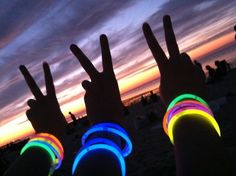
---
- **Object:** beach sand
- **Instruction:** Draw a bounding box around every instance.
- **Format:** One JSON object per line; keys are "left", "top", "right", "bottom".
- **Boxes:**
{"left": 2, "top": 69, "right": 236, "bottom": 176}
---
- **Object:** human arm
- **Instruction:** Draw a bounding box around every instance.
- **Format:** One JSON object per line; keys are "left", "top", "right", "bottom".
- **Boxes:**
{"left": 4, "top": 63, "right": 67, "bottom": 176}
{"left": 3, "top": 147, "right": 51, "bottom": 176}
{"left": 143, "top": 15, "right": 233, "bottom": 176}
{"left": 70, "top": 35, "right": 124, "bottom": 125}
{"left": 70, "top": 35, "right": 128, "bottom": 176}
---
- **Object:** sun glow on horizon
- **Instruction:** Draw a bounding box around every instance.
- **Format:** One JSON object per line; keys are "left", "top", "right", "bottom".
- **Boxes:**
{"left": 0, "top": 29, "right": 235, "bottom": 147}
{"left": 188, "top": 32, "right": 235, "bottom": 59}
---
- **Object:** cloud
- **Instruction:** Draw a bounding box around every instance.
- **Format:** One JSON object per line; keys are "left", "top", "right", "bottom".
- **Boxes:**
{"left": 144, "top": 0, "right": 236, "bottom": 53}
{"left": 1, "top": 0, "right": 236, "bottom": 132}
{"left": 0, "top": 0, "right": 138, "bottom": 122}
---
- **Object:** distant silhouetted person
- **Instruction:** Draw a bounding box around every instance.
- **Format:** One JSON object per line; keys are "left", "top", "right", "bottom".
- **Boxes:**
{"left": 194, "top": 60, "right": 206, "bottom": 80}
{"left": 215, "top": 60, "right": 227, "bottom": 77}
{"left": 206, "top": 65, "right": 216, "bottom": 83}
{"left": 69, "top": 111, "right": 77, "bottom": 125}
{"left": 226, "top": 60, "right": 231, "bottom": 71}
{"left": 222, "top": 59, "right": 231, "bottom": 72}
{"left": 150, "top": 91, "right": 158, "bottom": 103}
{"left": 141, "top": 95, "right": 147, "bottom": 106}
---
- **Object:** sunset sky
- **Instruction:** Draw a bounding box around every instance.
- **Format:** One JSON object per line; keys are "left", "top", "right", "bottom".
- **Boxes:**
{"left": 0, "top": 0, "right": 236, "bottom": 146}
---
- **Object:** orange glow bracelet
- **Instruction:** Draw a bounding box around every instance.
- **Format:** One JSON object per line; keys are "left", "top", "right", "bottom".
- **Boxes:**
{"left": 164, "top": 94, "right": 221, "bottom": 145}
{"left": 20, "top": 133, "right": 64, "bottom": 175}
{"left": 168, "top": 109, "right": 221, "bottom": 144}
{"left": 163, "top": 100, "right": 213, "bottom": 135}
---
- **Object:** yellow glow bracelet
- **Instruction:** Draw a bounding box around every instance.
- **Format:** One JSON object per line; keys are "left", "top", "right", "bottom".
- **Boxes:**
{"left": 168, "top": 109, "right": 221, "bottom": 144}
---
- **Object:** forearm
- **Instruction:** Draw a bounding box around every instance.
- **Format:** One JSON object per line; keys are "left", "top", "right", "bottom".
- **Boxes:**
{"left": 4, "top": 147, "right": 51, "bottom": 176}
{"left": 4, "top": 133, "right": 64, "bottom": 176}
{"left": 173, "top": 116, "right": 234, "bottom": 176}
{"left": 162, "top": 94, "right": 234, "bottom": 176}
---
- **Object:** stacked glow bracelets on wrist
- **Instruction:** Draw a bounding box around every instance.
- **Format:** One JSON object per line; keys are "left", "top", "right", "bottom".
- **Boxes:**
{"left": 163, "top": 94, "right": 221, "bottom": 144}
{"left": 72, "top": 122, "right": 133, "bottom": 176}
{"left": 20, "top": 133, "right": 64, "bottom": 176}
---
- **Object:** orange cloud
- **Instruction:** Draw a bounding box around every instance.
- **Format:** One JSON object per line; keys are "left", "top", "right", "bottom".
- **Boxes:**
{"left": 188, "top": 32, "right": 235, "bottom": 59}
{"left": 1, "top": 31, "right": 234, "bottom": 147}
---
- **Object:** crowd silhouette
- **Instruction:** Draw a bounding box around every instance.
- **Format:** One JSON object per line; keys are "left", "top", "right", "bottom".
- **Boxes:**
{"left": 2, "top": 15, "right": 235, "bottom": 176}
{"left": 205, "top": 60, "right": 231, "bottom": 83}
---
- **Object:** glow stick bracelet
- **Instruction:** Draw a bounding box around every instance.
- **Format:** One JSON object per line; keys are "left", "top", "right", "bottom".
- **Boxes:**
{"left": 29, "top": 140, "right": 62, "bottom": 169}
{"left": 82, "top": 123, "right": 132, "bottom": 157}
{"left": 34, "top": 133, "right": 64, "bottom": 153}
{"left": 20, "top": 141, "right": 56, "bottom": 166}
{"left": 168, "top": 109, "right": 221, "bottom": 144}
{"left": 163, "top": 100, "right": 212, "bottom": 135}
{"left": 72, "top": 138, "right": 126, "bottom": 176}
{"left": 167, "top": 101, "right": 213, "bottom": 123}
{"left": 167, "top": 94, "right": 209, "bottom": 111}
{"left": 30, "top": 137, "right": 64, "bottom": 161}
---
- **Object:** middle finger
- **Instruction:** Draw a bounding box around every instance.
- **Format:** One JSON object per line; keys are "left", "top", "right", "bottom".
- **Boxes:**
{"left": 163, "top": 15, "right": 180, "bottom": 59}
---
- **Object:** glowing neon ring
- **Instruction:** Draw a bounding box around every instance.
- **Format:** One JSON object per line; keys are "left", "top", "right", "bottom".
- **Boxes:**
{"left": 30, "top": 137, "right": 64, "bottom": 161}
{"left": 35, "top": 133, "right": 64, "bottom": 153}
{"left": 29, "top": 140, "right": 62, "bottom": 169}
{"left": 163, "top": 100, "right": 212, "bottom": 135}
{"left": 82, "top": 123, "right": 132, "bottom": 157}
{"left": 167, "top": 94, "right": 209, "bottom": 111}
{"left": 163, "top": 110, "right": 170, "bottom": 135}
{"left": 30, "top": 133, "right": 64, "bottom": 160}
{"left": 167, "top": 101, "right": 213, "bottom": 123}
{"left": 165, "top": 105, "right": 212, "bottom": 135}
{"left": 21, "top": 141, "right": 56, "bottom": 167}
{"left": 168, "top": 109, "right": 221, "bottom": 144}
{"left": 72, "top": 138, "right": 125, "bottom": 176}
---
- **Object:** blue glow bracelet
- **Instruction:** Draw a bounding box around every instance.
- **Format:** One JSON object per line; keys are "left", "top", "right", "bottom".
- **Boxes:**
{"left": 72, "top": 138, "right": 126, "bottom": 176}
{"left": 82, "top": 123, "right": 132, "bottom": 157}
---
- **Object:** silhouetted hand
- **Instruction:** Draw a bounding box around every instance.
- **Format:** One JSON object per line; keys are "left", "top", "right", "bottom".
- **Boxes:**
{"left": 143, "top": 15, "right": 206, "bottom": 105}
{"left": 19, "top": 63, "right": 67, "bottom": 140}
{"left": 70, "top": 35, "right": 124, "bottom": 125}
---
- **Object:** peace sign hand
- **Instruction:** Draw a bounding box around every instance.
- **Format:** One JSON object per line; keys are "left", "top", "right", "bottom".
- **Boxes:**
{"left": 143, "top": 15, "right": 206, "bottom": 106}
{"left": 19, "top": 63, "right": 67, "bottom": 140}
{"left": 70, "top": 35, "right": 124, "bottom": 125}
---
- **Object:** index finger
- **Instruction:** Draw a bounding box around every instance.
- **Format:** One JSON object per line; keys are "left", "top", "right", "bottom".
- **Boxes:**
{"left": 100, "top": 34, "right": 114, "bottom": 73}
{"left": 163, "top": 15, "right": 180, "bottom": 59}
{"left": 43, "top": 62, "right": 56, "bottom": 96}
{"left": 70, "top": 44, "right": 98, "bottom": 80}
{"left": 143, "top": 23, "right": 168, "bottom": 74}
{"left": 19, "top": 65, "right": 43, "bottom": 99}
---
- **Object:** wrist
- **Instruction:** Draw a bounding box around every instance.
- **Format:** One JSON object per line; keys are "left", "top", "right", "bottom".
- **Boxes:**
{"left": 20, "top": 133, "right": 64, "bottom": 175}
{"left": 163, "top": 93, "right": 221, "bottom": 144}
